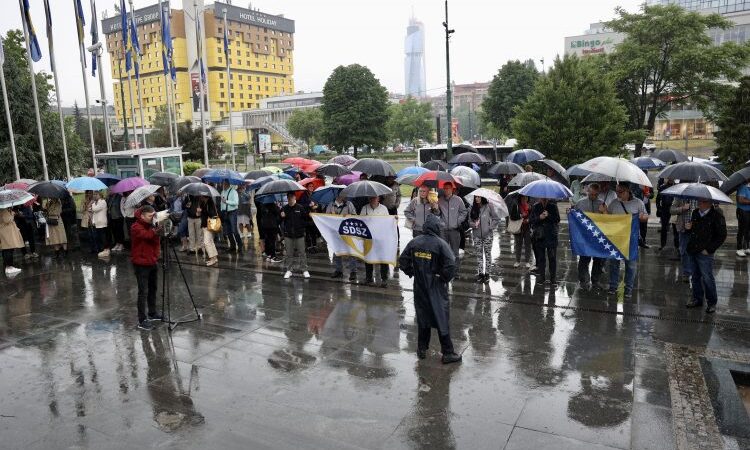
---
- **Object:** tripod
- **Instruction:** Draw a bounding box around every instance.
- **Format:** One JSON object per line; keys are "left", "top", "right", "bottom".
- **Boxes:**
{"left": 159, "top": 222, "right": 202, "bottom": 331}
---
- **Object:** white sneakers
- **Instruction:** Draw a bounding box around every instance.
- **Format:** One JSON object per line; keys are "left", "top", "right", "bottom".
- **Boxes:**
{"left": 303, "top": 271, "right": 310, "bottom": 279}
{"left": 97, "top": 249, "right": 110, "bottom": 258}
{"left": 111, "top": 244, "right": 124, "bottom": 252}
{"left": 737, "top": 249, "right": 747, "bottom": 257}
{"left": 284, "top": 271, "right": 292, "bottom": 279}
{"left": 513, "top": 262, "right": 520, "bottom": 268}
{"left": 5, "top": 266, "right": 21, "bottom": 276}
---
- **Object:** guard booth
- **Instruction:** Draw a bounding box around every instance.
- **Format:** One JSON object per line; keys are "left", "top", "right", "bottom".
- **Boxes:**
{"left": 94, "top": 147, "right": 184, "bottom": 179}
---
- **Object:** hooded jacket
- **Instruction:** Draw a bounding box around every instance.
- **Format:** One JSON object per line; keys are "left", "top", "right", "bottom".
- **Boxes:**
{"left": 398, "top": 215, "right": 456, "bottom": 335}
{"left": 404, "top": 197, "right": 441, "bottom": 232}
{"left": 437, "top": 194, "right": 468, "bottom": 230}
{"left": 130, "top": 208, "right": 160, "bottom": 266}
{"left": 470, "top": 203, "right": 501, "bottom": 238}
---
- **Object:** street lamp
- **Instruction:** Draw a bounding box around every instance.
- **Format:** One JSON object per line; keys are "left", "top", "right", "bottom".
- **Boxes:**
{"left": 443, "top": 0, "right": 455, "bottom": 159}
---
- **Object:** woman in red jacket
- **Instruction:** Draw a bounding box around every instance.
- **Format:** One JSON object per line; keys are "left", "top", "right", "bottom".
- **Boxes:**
{"left": 130, "top": 205, "right": 163, "bottom": 330}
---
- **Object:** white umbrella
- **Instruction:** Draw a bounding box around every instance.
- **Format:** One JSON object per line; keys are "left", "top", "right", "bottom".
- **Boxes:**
{"left": 464, "top": 188, "right": 509, "bottom": 218}
{"left": 661, "top": 183, "right": 733, "bottom": 204}
{"left": 577, "top": 157, "right": 652, "bottom": 187}
{"left": 123, "top": 185, "right": 162, "bottom": 209}
{"left": 450, "top": 166, "right": 481, "bottom": 187}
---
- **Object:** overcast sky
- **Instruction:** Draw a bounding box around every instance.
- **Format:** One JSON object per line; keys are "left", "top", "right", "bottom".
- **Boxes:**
{"left": 0, "top": 0, "right": 643, "bottom": 107}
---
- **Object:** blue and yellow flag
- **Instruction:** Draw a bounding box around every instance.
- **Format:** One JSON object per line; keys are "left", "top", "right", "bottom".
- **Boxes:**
{"left": 90, "top": 1, "right": 99, "bottom": 76}
{"left": 43, "top": 0, "right": 54, "bottom": 72}
{"left": 21, "top": 0, "right": 42, "bottom": 62}
{"left": 129, "top": 18, "right": 140, "bottom": 78}
{"left": 161, "top": 8, "right": 173, "bottom": 77}
{"left": 568, "top": 210, "right": 640, "bottom": 261}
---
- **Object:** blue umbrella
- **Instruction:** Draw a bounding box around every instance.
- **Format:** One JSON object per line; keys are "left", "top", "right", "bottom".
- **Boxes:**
{"left": 396, "top": 166, "right": 429, "bottom": 178}
{"left": 631, "top": 156, "right": 666, "bottom": 171}
{"left": 311, "top": 185, "right": 345, "bottom": 205}
{"left": 95, "top": 172, "right": 121, "bottom": 187}
{"left": 565, "top": 164, "right": 591, "bottom": 178}
{"left": 256, "top": 193, "right": 287, "bottom": 204}
{"left": 505, "top": 148, "right": 545, "bottom": 165}
{"left": 66, "top": 177, "right": 108, "bottom": 192}
{"left": 202, "top": 168, "right": 244, "bottom": 185}
{"left": 518, "top": 179, "right": 573, "bottom": 200}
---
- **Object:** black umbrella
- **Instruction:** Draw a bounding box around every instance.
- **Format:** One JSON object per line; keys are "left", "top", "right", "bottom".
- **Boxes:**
{"left": 255, "top": 179, "right": 305, "bottom": 196}
{"left": 27, "top": 181, "right": 70, "bottom": 198}
{"left": 170, "top": 176, "right": 201, "bottom": 192}
{"left": 538, "top": 159, "right": 570, "bottom": 186}
{"left": 508, "top": 172, "right": 548, "bottom": 187}
{"left": 721, "top": 166, "right": 750, "bottom": 195}
{"left": 422, "top": 160, "right": 450, "bottom": 171}
{"left": 449, "top": 152, "right": 488, "bottom": 164}
{"left": 350, "top": 158, "right": 395, "bottom": 177}
{"left": 657, "top": 161, "right": 727, "bottom": 182}
{"left": 244, "top": 170, "right": 273, "bottom": 180}
{"left": 652, "top": 149, "right": 688, "bottom": 163}
{"left": 192, "top": 168, "right": 211, "bottom": 178}
{"left": 177, "top": 182, "right": 221, "bottom": 198}
{"left": 148, "top": 171, "right": 178, "bottom": 187}
{"left": 316, "top": 163, "right": 352, "bottom": 178}
{"left": 340, "top": 180, "right": 392, "bottom": 198}
{"left": 488, "top": 161, "right": 524, "bottom": 176}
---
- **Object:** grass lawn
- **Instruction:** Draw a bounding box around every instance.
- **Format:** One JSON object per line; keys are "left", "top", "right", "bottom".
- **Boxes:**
{"left": 652, "top": 139, "right": 717, "bottom": 159}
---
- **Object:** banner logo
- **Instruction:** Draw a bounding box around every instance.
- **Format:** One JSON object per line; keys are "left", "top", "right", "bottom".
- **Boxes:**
{"left": 338, "top": 218, "right": 373, "bottom": 257}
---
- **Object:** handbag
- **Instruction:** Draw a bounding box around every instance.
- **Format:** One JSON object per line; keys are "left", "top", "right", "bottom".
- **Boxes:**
{"left": 506, "top": 218, "right": 522, "bottom": 235}
{"left": 207, "top": 216, "right": 222, "bottom": 233}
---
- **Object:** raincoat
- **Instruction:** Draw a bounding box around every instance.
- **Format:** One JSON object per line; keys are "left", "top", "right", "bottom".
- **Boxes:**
{"left": 398, "top": 215, "right": 456, "bottom": 335}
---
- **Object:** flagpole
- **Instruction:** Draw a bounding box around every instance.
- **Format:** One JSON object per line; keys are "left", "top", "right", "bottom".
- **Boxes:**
{"left": 158, "top": 1, "right": 174, "bottom": 148}
{"left": 195, "top": 0, "right": 209, "bottom": 167}
{"left": 222, "top": 9, "right": 236, "bottom": 170}
{"left": 171, "top": 77, "right": 179, "bottom": 146}
{"left": 0, "top": 48, "right": 19, "bottom": 180}
{"left": 128, "top": 0, "right": 146, "bottom": 149}
{"left": 94, "top": 47, "right": 113, "bottom": 153}
{"left": 126, "top": 70, "right": 138, "bottom": 148}
{"left": 19, "top": 0, "right": 49, "bottom": 181}
{"left": 73, "top": 0, "right": 97, "bottom": 169}
{"left": 117, "top": 55, "right": 129, "bottom": 150}
{"left": 44, "top": 0, "right": 71, "bottom": 179}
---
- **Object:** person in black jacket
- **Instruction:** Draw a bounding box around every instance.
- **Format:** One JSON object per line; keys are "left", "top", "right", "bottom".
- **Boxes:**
{"left": 259, "top": 202, "right": 282, "bottom": 262}
{"left": 281, "top": 193, "right": 310, "bottom": 279}
{"left": 685, "top": 198, "right": 727, "bottom": 313}
{"left": 398, "top": 215, "right": 461, "bottom": 364}
{"left": 529, "top": 198, "right": 560, "bottom": 285}
{"left": 655, "top": 178, "right": 678, "bottom": 251}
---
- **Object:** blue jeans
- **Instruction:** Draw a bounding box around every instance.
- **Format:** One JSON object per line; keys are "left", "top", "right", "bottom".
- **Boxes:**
{"left": 222, "top": 210, "right": 241, "bottom": 249}
{"left": 609, "top": 258, "right": 637, "bottom": 294}
{"left": 178, "top": 214, "right": 188, "bottom": 238}
{"left": 678, "top": 231, "right": 692, "bottom": 277}
{"left": 687, "top": 252, "right": 717, "bottom": 306}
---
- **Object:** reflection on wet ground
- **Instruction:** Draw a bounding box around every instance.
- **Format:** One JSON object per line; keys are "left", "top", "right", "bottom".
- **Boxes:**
{"left": 1, "top": 217, "right": 750, "bottom": 449}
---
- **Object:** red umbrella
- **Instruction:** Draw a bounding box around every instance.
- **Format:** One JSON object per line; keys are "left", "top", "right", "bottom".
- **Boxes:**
{"left": 283, "top": 157, "right": 310, "bottom": 165}
{"left": 4, "top": 182, "right": 30, "bottom": 190}
{"left": 299, "top": 161, "right": 322, "bottom": 173}
{"left": 300, "top": 177, "right": 325, "bottom": 190}
{"left": 414, "top": 171, "right": 463, "bottom": 189}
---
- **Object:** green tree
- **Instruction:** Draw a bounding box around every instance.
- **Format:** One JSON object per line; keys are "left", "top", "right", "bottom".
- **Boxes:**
{"left": 73, "top": 101, "right": 84, "bottom": 141}
{"left": 511, "top": 55, "right": 627, "bottom": 167}
{"left": 607, "top": 4, "right": 750, "bottom": 155}
{"left": 386, "top": 97, "right": 433, "bottom": 149}
{"left": 287, "top": 107, "right": 324, "bottom": 153}
{"left": 482, "top": 60, "right": 539, "bottom": 136}
{"left": 715, "top": 77, "right": 750, "bottom": 174}
{"left": 148, "top": 105, "right": 173, "bottom": 148}
{"left": 321, "top": 64, "right": 389, "bottom": 156}
{"left": 0, "top": 30, "right": 88, "bottom": 182}
{"left": 177, "top": 121, "right": 224, "bottom": 162}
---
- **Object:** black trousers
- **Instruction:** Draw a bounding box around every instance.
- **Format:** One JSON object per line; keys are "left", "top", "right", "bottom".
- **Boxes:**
{"left": 578, "top": 256, "right": 603, "bottom": 284}
{"left": 110, "top": 217, "right": 125, "bottom": 246}
{"left": 659, "top": 218, "right": 675, "bottom": 248}
{"left": 17, "top": 219, "right": 35, "bottom": 254}
{"left": 305, "top": 223, "right": 318, "bottom": 248}
{"left": 417, "top": 327, "right": 455, "bottom": 354}
{"left": 365, "top": 263, "right": 389, "bottom": 281}
{"left": 263, "top": 228, "right": 277, "bottom": 257}
{"left": 533, "top": 243, "right": 557, "bottom": 282}
{"left": 133, "top": 264, "right": 158, "bottom": 323}
{"left": 2, "top": 249, "right": 14, "bottom": 268}
{"left": 737, "top": 209, "right": 750, "bottom": 250}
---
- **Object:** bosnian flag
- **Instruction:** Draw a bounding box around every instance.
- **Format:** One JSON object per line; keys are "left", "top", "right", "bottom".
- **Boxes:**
{"left": 568, "top": 210, "right": 640, "bottom": 261}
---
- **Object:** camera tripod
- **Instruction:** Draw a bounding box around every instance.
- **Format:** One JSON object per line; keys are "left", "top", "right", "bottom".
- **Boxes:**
{"left": 160, "top": 226, "right": 202, "bottom": 332}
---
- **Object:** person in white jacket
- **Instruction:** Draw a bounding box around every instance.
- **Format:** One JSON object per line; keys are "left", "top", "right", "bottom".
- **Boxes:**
{"left": 361, "top": 196, "right": 391, "bottom": 287}
{"left": 89, "top": 191, "right": 110, "bottom": 258}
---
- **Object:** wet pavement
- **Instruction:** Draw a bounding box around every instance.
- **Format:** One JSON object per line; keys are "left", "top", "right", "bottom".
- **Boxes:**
{"left": 2, "top": 207, "right": 750, "bottom": 449}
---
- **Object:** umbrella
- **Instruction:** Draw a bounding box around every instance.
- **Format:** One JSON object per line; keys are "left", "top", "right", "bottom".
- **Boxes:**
{"left": 0, "top": 189, "right": 34, "bottom": 209}
{"left": 518, "top": 179, "right": 573, "bottom": 200}
{"left": 299, "top": 161, "right": 322, "bottom": 173}
{"left": 14, "top": 178, "right": 37, "bottom": 185}
{"left": 255, "top": 179, "right": 305, "bottom": 196}
{"left": 261, "top": 166, "right": 283, "bottom": 174}
{"left": 656, "top": 161, "right": 727, "bottom": 183}
{"left": 67, "top": 176, "right": 108, "bottom": 192}
{"left": 4, "top": 182, "right": 30, "bottom": 190}
{"left": 245, "top": 169, "right": 273, "bottom": 180}
{"left": 450, "top": 166, "right": 481, "bottom": 187}
{"left": 248, "top": 174, "right": 294, "bottom": 191}
{"left": 123, "top": 184, "right": 162, "bottom": 209}
{"left": 95, "top": 173, "right": 121, "bottom": 187}
{"left": 328, "top": 154, "right": 357, "bottom": 166}
{"left": 576, "top": 157, "right": 653, "bottom": 187}
{"left": 582, "top": 173, "right": 616, "bottom": 183}
{"left": 506, "top": 148, "right": 545, "bottom": 164}
{"left": 350, "top": 158, "right": 395, "bottom": 177}
{"left": 538, "top": 159, "right": 569, "bottom": 184}
{"left": 689, "top": 156, "right": 723, "bottom": 169}
{"left": 487, "top": 161, "right": 524, "bottom": 176}
{"left": 396, "top": 166, "right": 429, "bottom": 178}
{"left": 202, "top": 168, "right": 244, "bottom": 185}
{"left": 335, "top": 171, "right": 364, "bottom": 186}
{"left": 299, "top": 177, "right": 325, "bottom": 190}
{"left": 566, "top": 164, "right": 591, "bottom": 178}
{"left": 192, "top": 168, "right": 211, "bottom": 178}
{"left": 449, "top": 152, "right": 488, "bottom": 164}
{"left": 414, "top": 171, "right": 463, "bottom": 189}
{"left": 631, "top": 156, "right": 666, "bottom": 171}
{"left": 396, "top": 174, "right": 422, "bottom": 186}
{"left": 283, "top": 166, "right": 305, "bottom": 178}
{"left": 662, "top": 183, "right": 733, "bottom": 204}
{"left": 148, "top": 171, "right": 178, "bottom": 187}
{"left": 508, "top": 172, "right": 548, "bottom": 187}
{"left": 110, "top": 177, "right": 149, "bottom": 194}
{"left": 652, "top": 149, "right": 688, "bottom": 163}
{"left": 311, "top": 185, "right": 346, "bottom": 205}
{"left": 422, "top": 160, "right": 450, "bottom": 171}
{"left": 340, "top": 180, "right": 392, "bottom": 198}
{"left": 170, "top": 175, "right": 201, "bottom": 192}
{"left": 178, "top": 182, "right": 221, "bottom": 198}
{"left": 464, "top": 188, "right": 509, "bottom": 218}
{"left": 256, "top": 193, "right": 286, "bottom": 204}
{"left": 27, "top": 181, "right": 69, "bottom": 199}
{"left": 282, "top": 157, "right": 309, "bottom": 165}
{"left": 721, "top": 167, "right": 750, "bottom": 195}
{"left": 316, "top": 163, "right": 352, "bottom": 178}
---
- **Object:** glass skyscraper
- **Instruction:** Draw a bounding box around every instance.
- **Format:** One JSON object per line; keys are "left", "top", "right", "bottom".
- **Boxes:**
{"left": 404, "top": 17, "right": 426, "bottom": 98}
{"left": 647, "top": 0, "right": 750, "bottom": 14}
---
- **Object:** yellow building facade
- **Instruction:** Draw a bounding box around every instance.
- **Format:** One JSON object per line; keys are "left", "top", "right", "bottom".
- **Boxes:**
{"left": 102, "top": 1, "right": 295, "bottom": 146}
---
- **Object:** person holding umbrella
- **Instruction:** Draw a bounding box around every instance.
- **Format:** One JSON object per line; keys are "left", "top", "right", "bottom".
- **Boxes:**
{"left": 469, "top": 194, "right": 501, "bottom": 282}
{"left": 220, "top": 180, "right": 242, "bottom": 253}
{"left": 529, "top": 196, "right": 560, "bottom": 285}
{"left": 404, "top": 185, "right": 441, "bottom": 238}
{"left": 361, "top": 195, "right": 391, "bottom": 287}
{"left": 129, "top": 205, "right": 164, "bottom": 331}
{"left": 326, "top": 192, "right": 358, "bottom": 281}
{"left": 199, "top": 196, "right": 220, "bottom": 267}
{"left": 670, "top": 195, "right": 697, "bottom": 282}
{"left": 281, "top": 192, "right": 310, "bottom": 279}
{"left": 44, "top": 198, "right": 68, "bottom": 258}
{"left": 0, "top": 207, "right": 24, "bottom": 276}
{"left": 88, "top": 191, "right": 109, "bottom": 258}
{"left": 685, "top": 197, "right": 727, "bottom": 313}
{"left": 735, "top": 180, "right": 750, "bottom": 257}
{"left": 605, "top": 183, "right": 649, "bottom": 297}
{"left": 259, "top": 200, "right": 283, "bottom": 263}
{"left": 437, "top": 182, "right": 467, "bottom": 262}
{"left": 107, "top": 192, "right": 125, "bottom": 253}
{"left": 572, "top": 183, "right": 605, "bottom": 289}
